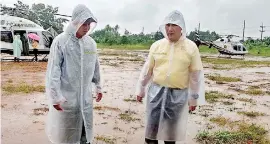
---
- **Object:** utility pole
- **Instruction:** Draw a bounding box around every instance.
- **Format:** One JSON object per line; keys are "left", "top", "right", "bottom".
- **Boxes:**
{"left": 242, "top": 20, "right": 245, "bottom": 41}
{"left": 195, "top": 22, "right": 200, "bottom": 41}
{"left": 260, "top": 23, "right": 265, "bottom": 41}
{"left": 194, "top": 23, "right": 201, "bottom": 47}
{"left": 198, "top": 22, "right": 200, "bottom": 33}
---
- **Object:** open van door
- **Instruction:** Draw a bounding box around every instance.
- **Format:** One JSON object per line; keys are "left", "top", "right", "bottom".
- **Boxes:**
{"left": 42, "top": 31, "right": 54, "bottom": 48}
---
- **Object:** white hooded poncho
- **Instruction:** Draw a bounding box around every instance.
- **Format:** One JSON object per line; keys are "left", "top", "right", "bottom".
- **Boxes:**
{"left": 135, "top": 10, "right": 205, "bottom": 142}
{"left": 45, "top": 4, "right": 101, "bottom": 144}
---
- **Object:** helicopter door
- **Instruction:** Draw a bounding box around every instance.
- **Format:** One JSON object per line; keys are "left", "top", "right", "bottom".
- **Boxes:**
{"left": 233, "top": 45, "right": 238, "bottom": 51}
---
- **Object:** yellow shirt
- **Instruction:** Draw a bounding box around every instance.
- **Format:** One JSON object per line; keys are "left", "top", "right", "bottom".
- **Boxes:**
{"left": 148, "top": 38, "right": 203, "bottom": 89}
{"left": 32, "top": 41, "right": 39, "bottom": 49}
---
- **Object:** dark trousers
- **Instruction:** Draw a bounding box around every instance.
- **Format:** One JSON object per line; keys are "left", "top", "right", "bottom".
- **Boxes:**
{"left": 33, "top": 49, "right": 38, "bottom": 61}
{"left": 80, "top": 123, "right": 90, "bottom": 144}
{"left": 145, "top": 138, "right": 175, "bottom": 144}
{"left": 14, "top": 57, "right": 19, "bottom": 62}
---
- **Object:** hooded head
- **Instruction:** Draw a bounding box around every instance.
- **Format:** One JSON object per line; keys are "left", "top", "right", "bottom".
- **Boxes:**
{"left": 159, "top": 10, "right": 186, "bottom": 43}
{"left": 65, "top": 4, "right": 97, "bottom": 38}
{"left": 14, "top": 34, "right": 20, "bottom": 40}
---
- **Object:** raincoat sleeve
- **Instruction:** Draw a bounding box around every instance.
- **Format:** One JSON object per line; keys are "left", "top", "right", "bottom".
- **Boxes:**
{"left": 45, "top": 38, "right": 66, "bottom": 105}
{"left": 92, "top": 57, "right": 102, "bottom": 93}
{"left": 188, "top": 46, "right": 205, "bottom": 106}
{"left": 19, "top": 40, "right": 23, "bottom": 51}
{"left": 135, "top": 43, "right": 156, "bottom": 97}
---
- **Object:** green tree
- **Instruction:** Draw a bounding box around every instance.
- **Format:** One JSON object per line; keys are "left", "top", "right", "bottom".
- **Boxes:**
{"left": 154, "top": 31, "right": 164, "bottom": 40}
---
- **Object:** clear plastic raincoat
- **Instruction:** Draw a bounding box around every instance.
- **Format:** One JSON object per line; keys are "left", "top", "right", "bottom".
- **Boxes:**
{"left": 136, "top": 10, "right": 205, "bottom": 142}
{"left": 45, "top": 4, "right": 101, "bottom": 144}
{"left": 12, "top": 35, "right": 23, "bottom": 58}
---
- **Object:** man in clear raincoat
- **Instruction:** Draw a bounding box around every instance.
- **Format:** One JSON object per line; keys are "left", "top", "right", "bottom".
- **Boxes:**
{"left": 45, "top": 4, "right": 103, "bottom": 144}
{"left": 136, "top": 10, "right": 205, "bottom": 144}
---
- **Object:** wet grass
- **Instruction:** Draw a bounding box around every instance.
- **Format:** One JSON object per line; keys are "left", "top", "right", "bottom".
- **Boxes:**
{"left": 1, "top": 62, "right": 47, "bottom": 72}
{"left": 245, "top": 86, "right": 265, "bottom": 95}
{"left": 2, "top": 83, "right": 45, "bottom": 94}
{"left": 196, "top": 120, "right": 270, "bottom": 144}
{"left": 207, "top": 74, "right": 241, "bottom": 83}
{"left": 202, "top": 57, "right": 270, "bottom": 69}
{"left": 116, "top": 57, "right": 144, "bottom": 62}
{"left": 205, "top": 91, "right": 234, "bottom": 103}
{"left": 113, "top": 127, "right": 124, "bottom": 132}
{"left": 1, "top": 104, "right": 7, "bottom": 108}
{"left": 212, "top": 66, "right": 230, "bottom": 70}
{"left": 262, "top": 103, "right": 270, "bottom": 107}
{"left": 248, "top": 86, "right": 261, "bottom": 89}
{"left": 210, "top": 116, "right": 231, "bottom": 126}
{"left": 7, "top": 79, "right": 13, "bottom": 83}
{"left": 123, "top": 98, "right": 137, "bottom": 102}
{"left": 209, "top": 116, "right": 240, "bottom": 128}
{"left": 98, "top": 50, "right": 140, "bottom": 57}
{"left": 119, "top": 113, "right": 140, "bottom": 122}
{"left": 245, "top": 89, "right": 264, "bottom": 95}
{"left": 107, "top": 62, "right": 119, "bottom": 67}
{"left": 101, "top": 57, "right": 144, "bottom": 63}
{"left": 101, "top": 122, "right": 108, "bottom": 125}
{"left": 247, "top": 45, "right": 270, "bottom": 57}
{"left": 222, "top": 101, "right": 234, "bottom": 105}
{"left": 97, "top": 43, "right": 150, "bottom": 50}
{"left": 231, "top": 87, "right": 266, "bottom": 96}
{"left": 33, "top": 107, "right": 49, "bottom": 116}
{"left": 94, "top": 106, "right": 121, "bottom": 112}
{"left": 255, "top": 72, "right": 266, "bottom": 74}
{"left": 95, "top": 135, "right": 116, "bottom": 144}
{"left": 199, "top": 46, "right": 219, "bottom": 54}
{"left": 237, "top": 111, "right": 266, "bottom": 118}
{"left": 237, "top": 98, "right": 255, "bottom": 103}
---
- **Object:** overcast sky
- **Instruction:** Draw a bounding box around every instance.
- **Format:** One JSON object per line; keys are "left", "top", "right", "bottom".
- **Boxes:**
{"left": 1, "top": 0, "right": 270, "bottom": 38}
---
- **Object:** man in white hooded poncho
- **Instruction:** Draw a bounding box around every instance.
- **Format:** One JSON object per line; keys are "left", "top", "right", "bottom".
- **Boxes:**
{"left": 12, "top": 34, "right": 23, "bottom": 62}
{"left": 45, "top": 4, "right": 103, "bottom": 144}
{"left": 136, "top": 10, "right": 205, "bottom": 144}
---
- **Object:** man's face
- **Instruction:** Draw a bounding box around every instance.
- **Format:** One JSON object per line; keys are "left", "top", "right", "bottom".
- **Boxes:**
{"left": 165, "top": 23, "right": 182, "bottom": 42}
{"left": 76, "top": 19, "right": 92, "bottom": 37}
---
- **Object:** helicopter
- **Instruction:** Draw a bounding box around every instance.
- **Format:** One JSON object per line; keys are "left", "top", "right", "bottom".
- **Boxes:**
{"left": 0, "top": 15, "right": 54, "bottom": 56}
{"left": 0, "top": 7, "right": 71, "bottom": 61}
{"left": 194, "top": 32, "right": 248, "bottom": 58}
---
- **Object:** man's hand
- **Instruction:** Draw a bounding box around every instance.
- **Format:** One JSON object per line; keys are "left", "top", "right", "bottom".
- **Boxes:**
{"left": 137, "top": 95, "right": 143, "bottom": 103}
{"left": 53, "top": 104, "right": 63, "bottom": 111}
{"left": 96, "top": 93, "right": 103, "bottom": 102}
{"left": 189, "top": 106, "right": 196, "bottom": 112}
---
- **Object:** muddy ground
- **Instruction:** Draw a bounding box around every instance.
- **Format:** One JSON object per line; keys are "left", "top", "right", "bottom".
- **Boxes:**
{"left": 1, "top": 50, "right": 270, "bottom": 144}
